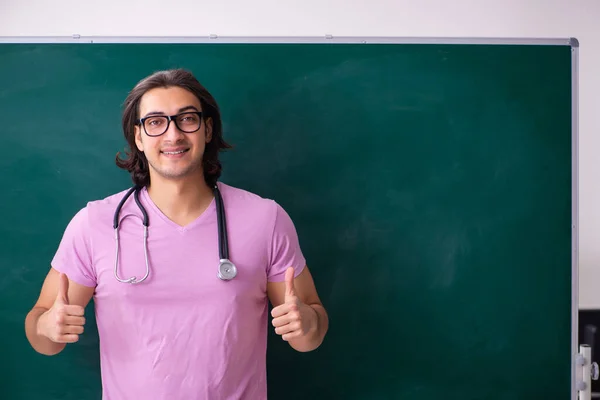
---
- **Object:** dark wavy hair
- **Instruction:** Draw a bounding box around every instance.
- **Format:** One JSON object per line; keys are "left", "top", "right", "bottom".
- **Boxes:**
{"left": 115, "top": 68, "right": 232, "bottom": 188}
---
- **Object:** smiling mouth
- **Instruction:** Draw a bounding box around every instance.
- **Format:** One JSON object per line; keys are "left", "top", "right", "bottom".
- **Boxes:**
{"left": 161, "top": 149, "right": 190, "bottom": 155}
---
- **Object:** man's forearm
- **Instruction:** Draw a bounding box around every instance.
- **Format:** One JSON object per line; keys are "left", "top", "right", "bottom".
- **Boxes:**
{"left": 25, "top": 307, "right": 66, "bottom": 356}
{"left": 289, "top": 303, "right": 328, "bottom": 352}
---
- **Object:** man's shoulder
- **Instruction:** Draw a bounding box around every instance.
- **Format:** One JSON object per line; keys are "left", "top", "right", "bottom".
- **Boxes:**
{"left": 87, "top": 187, "right": 134, "bottom": 205}
{"left": 218, "top": 182, "right": 298, "bottom": 229}
{"left": 59, "top": 186, "right": 134, "bottom": 235}
{"left": 219, "top": 182, "right": 276, "bottom": 208}
{"left": 79, "top": 186, "right": 136, "bottom": 218}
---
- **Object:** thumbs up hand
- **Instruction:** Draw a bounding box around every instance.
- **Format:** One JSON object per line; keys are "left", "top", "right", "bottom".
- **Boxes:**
{"left": 271, "top": 267, "right": 318, "bottom": 342}
{"left": 37, "top": 273, "right": 86, "bottom": 343}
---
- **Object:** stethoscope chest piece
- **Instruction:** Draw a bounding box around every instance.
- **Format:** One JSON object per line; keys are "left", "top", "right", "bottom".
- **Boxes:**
{"left": 218, "top": 259, "right": 237, "bottom": 280}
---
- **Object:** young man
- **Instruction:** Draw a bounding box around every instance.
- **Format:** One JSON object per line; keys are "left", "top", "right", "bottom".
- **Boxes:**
{"left": 24, "top": 69, "right": 328, "bottom": 399}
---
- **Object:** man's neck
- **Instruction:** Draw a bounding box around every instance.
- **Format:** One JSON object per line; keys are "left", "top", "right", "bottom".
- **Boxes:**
{"left": 146, "top": 174, "right": 215, "bottom": 227}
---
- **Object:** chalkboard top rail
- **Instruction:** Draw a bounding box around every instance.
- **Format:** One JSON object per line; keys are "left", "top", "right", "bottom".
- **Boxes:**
{"left": 0, "top": 35, "right": 579, "bottom": 47}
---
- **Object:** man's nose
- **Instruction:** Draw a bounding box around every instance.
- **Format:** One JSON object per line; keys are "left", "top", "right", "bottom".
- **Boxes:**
{"left": 164, "top": 118, "right": 185, "bottom": 139}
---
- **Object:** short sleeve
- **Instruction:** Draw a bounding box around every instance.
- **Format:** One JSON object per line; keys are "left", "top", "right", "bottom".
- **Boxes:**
{"left": 267, "top": 202, "right": 306, "bottom": 282}
{"left": 51, "top": 207, "right": 97, "bottom": 287}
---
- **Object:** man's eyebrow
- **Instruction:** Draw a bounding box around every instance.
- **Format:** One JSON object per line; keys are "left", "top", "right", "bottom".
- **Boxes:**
{"left": 142, "top": 105, "right": 201, "bottom": 118}
{"left": 178, "top": 105, "right": 200, "bottom": 113}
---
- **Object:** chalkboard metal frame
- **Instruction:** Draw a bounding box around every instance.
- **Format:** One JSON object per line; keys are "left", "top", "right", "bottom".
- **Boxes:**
{"left": 0, "top": 35, "right": 580, "bottom": 46}
{"left": 571, "top": 38, "right": 581, "bottom": 400}
{"left": 0, "top": 35, "right": 580, "bottom": 398}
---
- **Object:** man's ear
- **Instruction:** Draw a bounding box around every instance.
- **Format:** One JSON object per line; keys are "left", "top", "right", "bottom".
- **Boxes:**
{"left": 205, "top": 117, "right": 213, "bottom": 143}
{"left": 134, "top": 125, "right": 144, "bottom": 152}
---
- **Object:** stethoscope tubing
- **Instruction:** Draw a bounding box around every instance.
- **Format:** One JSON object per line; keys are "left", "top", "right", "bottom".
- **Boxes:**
{"left": 112, "top": 184, "right": 235, "bottom": 284}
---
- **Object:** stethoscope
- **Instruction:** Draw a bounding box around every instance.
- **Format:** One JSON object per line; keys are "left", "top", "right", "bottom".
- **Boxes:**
{"left": 112, "top": 184, "right": 237, "bottom": 284}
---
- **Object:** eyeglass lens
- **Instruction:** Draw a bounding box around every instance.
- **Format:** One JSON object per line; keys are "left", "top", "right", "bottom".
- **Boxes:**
{"left": 144, "top": 112, "right": 201, "bottom": 136}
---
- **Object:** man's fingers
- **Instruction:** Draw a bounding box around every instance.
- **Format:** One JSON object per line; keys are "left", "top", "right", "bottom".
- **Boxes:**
{"left": 271, "top": 303, "right": 290, "bottom": 318}
{"left": 55, "top": 334, "right": 80, "bottom": 344}
{"left": 275, "top": 323, "right": 293, "bottom": 336}
{"left": 63, "top": 305, "right": 85, "bottom": 317}
{"left": 58, "top": 324, "right": 84, "bottom": 335}
{"left": 63, "top": 315, "right": 86, "bottom": 326}
{"left": 282, "top": 331, "right": 302, "bottom": 341}
{"left": 275, "top": 321, "right": 301, "bottom": 336}
{"left": 272, "top": 305, "right": 301, "bottom": 326}
{"left": 272, "top": 314, "right": 293, "bottom": 328}
{"left": 270, "top": 304, "right": 286, "bottom": 318}
{"left": 65, "top": 325, "right": 84, "bottom": 335}
{"left": 270, "top": 301, "right": 298, "bottom": 319}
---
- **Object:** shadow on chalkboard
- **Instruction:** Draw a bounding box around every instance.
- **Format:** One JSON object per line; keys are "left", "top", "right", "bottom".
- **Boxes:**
{"left": 580, "top": 310, "right": 600, "bottom": 395}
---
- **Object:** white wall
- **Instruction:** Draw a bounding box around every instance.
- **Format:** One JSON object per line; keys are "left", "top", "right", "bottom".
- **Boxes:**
{"left": 2, "top": 0, "right": 600, "bottom": 307}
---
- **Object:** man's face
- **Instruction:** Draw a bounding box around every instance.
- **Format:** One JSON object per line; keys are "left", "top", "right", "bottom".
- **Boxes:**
{"left": 135, "top": 86, "right": 212, "bottom": 184}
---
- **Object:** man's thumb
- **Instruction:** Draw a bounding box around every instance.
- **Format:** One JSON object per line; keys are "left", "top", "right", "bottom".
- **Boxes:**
{"left": 284, "top": 267, "right": 295, "bottom": 298}
{"left": 56, "top": 273, "right": 70, "bottom": 304}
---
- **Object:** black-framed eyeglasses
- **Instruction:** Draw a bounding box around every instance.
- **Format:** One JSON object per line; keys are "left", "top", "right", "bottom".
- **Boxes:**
{"left": 136, "top": 111, "right": 203, "bottom": 137}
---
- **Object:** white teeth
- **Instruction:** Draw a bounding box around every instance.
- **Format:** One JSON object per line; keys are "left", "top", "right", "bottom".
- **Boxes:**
{"left": 163, "top": 150, "right": 185, "bottom": 155}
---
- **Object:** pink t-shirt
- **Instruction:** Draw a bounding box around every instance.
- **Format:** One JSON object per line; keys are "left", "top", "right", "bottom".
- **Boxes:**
{"left": 51, "top": 182, "right": 306, "bottom": 400}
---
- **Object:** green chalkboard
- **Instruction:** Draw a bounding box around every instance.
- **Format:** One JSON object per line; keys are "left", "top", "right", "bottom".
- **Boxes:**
{"left": 0, "top": 38, "right": 576, "bottom": 399}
